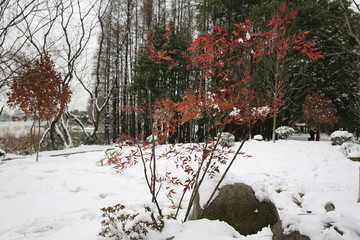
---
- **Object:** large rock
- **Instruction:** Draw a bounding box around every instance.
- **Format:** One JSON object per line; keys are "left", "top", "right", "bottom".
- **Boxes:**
{"left": 271, "top": 221, "right": 310, "bottom": 240}
{"left": 218, "top": 132, "right": 235, "bottom": 147}
{"left": 201, "top": 183, "right": 279, "bottom": 236}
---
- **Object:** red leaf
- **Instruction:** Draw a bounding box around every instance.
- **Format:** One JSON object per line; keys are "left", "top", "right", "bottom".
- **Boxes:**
{"left": 279, "top": 3, "right": 287, "bottom": 13}
{"left": 290, "top": 10, "right": 298, "bottom": 19}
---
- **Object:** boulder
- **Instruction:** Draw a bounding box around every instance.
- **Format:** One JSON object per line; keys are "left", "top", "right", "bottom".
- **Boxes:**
{"left": 201, "top": 183, "right": 279, "bottom": 236}
{"left": 253, "top": 134, "right": 264, "bottom": 141}
{"left": 271, "top": 221, "right": 310, "bottom": 240}
{"left": 218, "top": 132, "right": 235, "bottom": 147}
{"left": 325, "top": 202, "right": 335, "bottom": 212}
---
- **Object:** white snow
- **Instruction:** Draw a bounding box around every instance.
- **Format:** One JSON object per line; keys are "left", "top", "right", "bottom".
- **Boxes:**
{"left": 253, "top": 134, "right": 263, "bottom": 141}
{"left": 1, "top": 135, "right": 360, "bottom": 240}
{"left": 330, "top": 130, "right": 354, "bottom": 139}
{"left": 275, "top": 126, "right": 295, "bottom": 139}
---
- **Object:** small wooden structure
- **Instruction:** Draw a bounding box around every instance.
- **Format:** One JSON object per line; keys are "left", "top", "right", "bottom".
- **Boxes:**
{"left": 294, "top": 123, "right": 307, "bottom": 133}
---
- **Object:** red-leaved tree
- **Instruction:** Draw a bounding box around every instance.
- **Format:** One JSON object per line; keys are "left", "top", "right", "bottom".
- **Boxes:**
{"left": 7, "top": 53, "right": 71, "bottom": 160}
{"left": 303, "top": 91, "right": 338, "bottom": 127}
{"left": 102, "top": 4, "right": 324, "bottom": 234}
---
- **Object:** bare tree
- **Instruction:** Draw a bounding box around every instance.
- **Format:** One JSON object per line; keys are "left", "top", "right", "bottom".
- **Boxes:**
{"left": 75, "top": 0, "right": 113, "bottom": 140}
{"left": 11, "top": 0, "right": 98, "bottom": 149}
{"left": 51, "top": 0, "right": 97, "bottom": 148}
{"left": 78, "top": 0, "right": 197, "bottom": 142}
{"left": 80, "top": 0, "right": 142, "bottom": 142}
{"left": 337, "top": 0, "right": 360, "bottom": 51}
{"left": 0, "top": 0, "right": 40, "bottom": 113}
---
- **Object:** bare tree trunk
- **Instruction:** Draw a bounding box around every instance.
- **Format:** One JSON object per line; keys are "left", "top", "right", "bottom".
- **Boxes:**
{"left": 30, "top": 116, "right": 36, "bottom": 155}
{"left": 358, "top": 167, "right": 360, "bottom": 203}
{"left": 92, "top": 109, "right": 101, "bottom": 138}
{"left": 50, "top": 100, "right": 67, "bottom": 149}
{"left": 66, "top": 111, "right": 89, "bottom": 137}
{"left": 83, "top": 0, "right": 113, "bottom": 141}
{"left": 143, "top": 0, "right": 153, "bottom": 28}
{"left": 271, "top": 56, "right": 284, "bottom": 143}
{"left": 189, "top": 190, "right": 201, "bottom": 220}
{"left": 59, "top": 116, "right": 72, "bottom": 147}
{"left": 272, "top": 113, "right": 277, "bottom": 143}
{"left": 337, "top": 0, "right": 360, "bottom": 49}
{"left": 36, "top": 119, "right": 40, "bottom": 162}
{"left": 112, "top": 19, "right": 120, "bottom": 141}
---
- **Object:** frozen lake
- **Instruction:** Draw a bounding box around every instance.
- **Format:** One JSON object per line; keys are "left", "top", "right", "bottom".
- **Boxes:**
{"left": 0, "top": 120, "right": 94, "bottom": 137}
{"left": 0, "top": 121, "right": 37, "bottom": 137}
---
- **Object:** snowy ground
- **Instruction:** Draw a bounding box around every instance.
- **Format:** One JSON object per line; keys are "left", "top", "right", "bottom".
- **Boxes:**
{"left": 0, "top": 135, "right": 360, "bottom": 240}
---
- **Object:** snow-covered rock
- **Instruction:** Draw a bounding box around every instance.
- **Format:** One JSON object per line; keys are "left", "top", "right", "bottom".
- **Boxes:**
{"left": 202, "top": 183, "right": 279, "bottom": 235}
{"left": 218, "top": 132, "right": 235, "bottom": 147}
{"left": 253, "top": 134, "right": 264, "bottom": 141}
{"left": 340, "top": 142, "right": 360, "bottom": 157}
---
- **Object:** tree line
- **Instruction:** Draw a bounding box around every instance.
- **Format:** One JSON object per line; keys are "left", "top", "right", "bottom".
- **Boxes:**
{"left": 1, "top": 0, "right": 360, "bottom": 150}
{"left": 92, "top": 0, "right": 360, "bottom": 144}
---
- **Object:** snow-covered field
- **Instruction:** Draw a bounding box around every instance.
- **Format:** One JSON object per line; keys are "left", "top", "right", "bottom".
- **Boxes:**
{"left": 1, "top": 136, "right": 360, "bottom": 240}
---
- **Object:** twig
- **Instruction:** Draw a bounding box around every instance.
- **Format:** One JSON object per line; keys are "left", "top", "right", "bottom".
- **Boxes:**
{"left": 138, "top": 144, "right": 152, "bottom": 193}
{"left": 201, "top": 128, "right": 251, "bottom": 217}
{"left": 138, "top": 143, "right": 163, "bottom": 217}
{"left": 183, "top": 126, "right": 224, "bottom": 221}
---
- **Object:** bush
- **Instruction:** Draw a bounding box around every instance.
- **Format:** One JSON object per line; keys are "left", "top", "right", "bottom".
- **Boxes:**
{"left": 0, "top": 129, "right": 72, "bottom": 153}
{"left": 339, "top": 142, "right": 360, "bottom": 157}
{"left": 81, "top": 135, "right": 105, "bottom": 145}
{"left": 99, "top": 204, "right": 174, "bottom": 240}
{"left": 275, "top": 126, "right": 295, "bottom": 139}
{"left": 97, "top": 150, "right": 121, "bottom": 166}
{"left": 0, "top": 130, "right": 42, "bottom": 154}
{"left": 330, "top": 130, "right": 353, "bottom": 145}
{"left": 218, "top": 132, "right": 235, "bottom": 147}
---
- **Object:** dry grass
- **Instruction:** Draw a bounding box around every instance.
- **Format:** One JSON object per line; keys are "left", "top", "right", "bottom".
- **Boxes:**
{"left": 0, "top": 130, "right": 90, "bottom": 154}
{"left": 0, "top": 130, "right": 43, "bottom": 155}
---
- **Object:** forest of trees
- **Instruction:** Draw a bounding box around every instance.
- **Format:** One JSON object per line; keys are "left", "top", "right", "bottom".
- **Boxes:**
{"left": 1, "top": 0, "right": 360, "bottom": 149}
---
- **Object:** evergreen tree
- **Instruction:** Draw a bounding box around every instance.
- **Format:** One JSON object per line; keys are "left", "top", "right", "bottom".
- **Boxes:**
{"left": 290, "top": 0, "right": 360, "bottom": 130}
{"left": 196, "top": 0, "right": 263, "bottom": 30}
{"left": 131, "top": 24, "right": 191, "bottom": 137}
{"left": 251, "top": 0, "right": 360, "bottom": 131}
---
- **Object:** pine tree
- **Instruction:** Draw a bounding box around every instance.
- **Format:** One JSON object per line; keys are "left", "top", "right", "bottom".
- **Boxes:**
{"left": 131, "top": 24, "right": 191, "bottom": 138}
